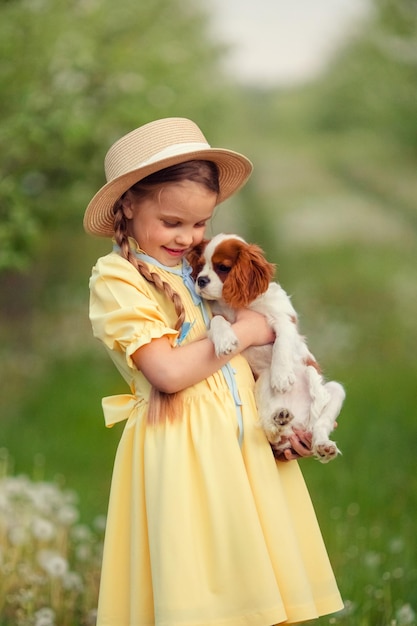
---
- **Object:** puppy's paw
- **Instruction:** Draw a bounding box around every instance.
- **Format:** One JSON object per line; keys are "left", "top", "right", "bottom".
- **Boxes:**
{"left": 273, "top": 408, "right": 294, "bottom": 426}
{"left": 212, "top": 333, "right": 239, "bottom": 357}
{"left": 262, "top": 410, "right": 292, "bottom": 444}
{"left": 208, "top": 316, "right": 239, "bottom": 357}
{"left": 270, "top": 370, "right": 296, "bottom": 393}
{"left": 313, "top": 440, "right": 340, "bottom": 463}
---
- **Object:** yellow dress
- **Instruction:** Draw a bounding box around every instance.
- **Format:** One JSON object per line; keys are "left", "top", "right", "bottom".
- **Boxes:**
{"left": 89, "top": 245, "right": 343, "bottom": 626}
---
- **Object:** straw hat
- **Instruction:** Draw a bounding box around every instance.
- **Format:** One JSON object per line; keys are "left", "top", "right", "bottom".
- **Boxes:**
{"left": 83, "top": 117, "right": 253, "bottom": 237}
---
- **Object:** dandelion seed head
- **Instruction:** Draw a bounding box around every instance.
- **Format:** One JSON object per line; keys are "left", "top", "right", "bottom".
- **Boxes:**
{"left": 34, "top": 606, "right": 56, "bottom": 626}
{"left": 30, "top": 482, "right": 63, "bottom": 515}
{"left": 15, "top": 587, "right": 35, "bottom": 606}
{"left": 71, "top": 523, "right": 92, "bottom": 542}
{"left": 76, "top": 543, "right": 92, "bottom": 561}
{"left": 57, "top": 504, "right": 79, "bottom": 526}
{"left": 389, "top": 537, "right": 405, "bottom": 554}
{"left": 1, "top": 467, "right": 106, "bottom": 623}
{"left": 63, "top": 570, "right": 84, "bottom": 591}
{"left": 38, "top": 549, "right": 68, "bottom": 578}
{"left": 396, "top": 603, "right": 416, "bottom": 625}
{"left": 32, "top": 517, "right": 56, "bottom": 542}
{"left": 4, "top": 475, "right": 31, "bottom": 497}
{"left": 364, "top": 551, "right": 382, "bottom": 568}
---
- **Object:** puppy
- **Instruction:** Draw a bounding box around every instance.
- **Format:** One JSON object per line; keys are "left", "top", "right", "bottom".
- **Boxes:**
{"left": 189, "top": 233, "right": 345, "bottom": 462}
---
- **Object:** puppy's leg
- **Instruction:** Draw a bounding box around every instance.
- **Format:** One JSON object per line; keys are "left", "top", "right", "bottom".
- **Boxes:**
{"left": 306, "top": 366, "right": 331, "bottom": 425}
{"left": 311, "top": 381, "right": 345, "bottom": 463}
{"left": 254, "top": 371, "right": 294, "bottom": 443}
{"left": 208, "top": 315, "right": 239, "bottom": 357}
{"left": 269, "top": 317, "right": 298, "bottom": 393}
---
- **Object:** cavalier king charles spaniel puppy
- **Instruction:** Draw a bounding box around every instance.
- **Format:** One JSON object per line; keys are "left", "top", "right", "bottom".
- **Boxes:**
{"left": 189, "top": 233, "right": 345, "bottom": 463}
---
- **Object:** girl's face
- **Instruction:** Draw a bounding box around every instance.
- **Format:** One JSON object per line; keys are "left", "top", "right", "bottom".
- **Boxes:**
{"left": 122, "top": 180, "right": 217, "bottom": 267}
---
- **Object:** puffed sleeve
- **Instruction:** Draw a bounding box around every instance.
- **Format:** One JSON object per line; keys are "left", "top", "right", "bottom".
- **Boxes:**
{"left": 89, "top": 253, "right": 178, "bottom": 369}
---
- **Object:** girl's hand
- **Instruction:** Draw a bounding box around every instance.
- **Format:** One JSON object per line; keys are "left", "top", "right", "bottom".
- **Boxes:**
{"left": 271, "top": 430, "right": 313, "bottom": 462}
{"left": 234, "top": 309, "right": 275, "bottom": 347}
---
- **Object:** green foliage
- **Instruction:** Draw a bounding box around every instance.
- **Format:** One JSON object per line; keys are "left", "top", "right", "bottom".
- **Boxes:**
{"left": 312, "top": 0, "right": 417, "bottom": 155}
{"left": 0, "top": 0, "right": 229, "bottom": 270}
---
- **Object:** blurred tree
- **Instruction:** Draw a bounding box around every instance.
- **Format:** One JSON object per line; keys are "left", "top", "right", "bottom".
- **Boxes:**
{"left": 314, "top": 0, "right": 417, "bottom": 154}
{"left": 0, "top": 0, "right": 230, "bottom": 271}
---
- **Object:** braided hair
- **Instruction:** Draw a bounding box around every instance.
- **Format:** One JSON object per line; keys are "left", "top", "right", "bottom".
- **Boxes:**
{"left": 113, "top": 203, "right": 187, "bottom": 331}
{"left": 112, "top": 160, "right": 219, "bottom": 424}
{"left": 112, "top": 160, "right": 219, "bottom": 332}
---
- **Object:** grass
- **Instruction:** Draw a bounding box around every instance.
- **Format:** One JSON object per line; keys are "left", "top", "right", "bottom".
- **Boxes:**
{"left": 304, "top": 363, "right": 417, "bottom": 625}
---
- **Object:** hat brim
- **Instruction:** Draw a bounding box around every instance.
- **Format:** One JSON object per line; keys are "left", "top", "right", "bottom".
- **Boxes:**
{"left": 83, "top": 148, "right": 252, "bottom": 237}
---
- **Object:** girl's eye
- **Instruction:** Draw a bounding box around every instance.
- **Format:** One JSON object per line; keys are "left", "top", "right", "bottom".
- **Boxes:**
{"left": 163, "top": 221, "right": 179, "bottom": 227}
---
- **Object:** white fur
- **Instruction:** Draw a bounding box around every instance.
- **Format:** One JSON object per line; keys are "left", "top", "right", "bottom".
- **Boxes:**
{"left": 195, "top": 234, "right": 345, "bottom": 462}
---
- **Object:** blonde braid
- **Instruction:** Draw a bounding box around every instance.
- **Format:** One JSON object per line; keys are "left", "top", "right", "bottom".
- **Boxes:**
{"left": 113, "top": 201, "right": 186, "bottom": 331}
{"left": 113, "top": 200, "right": 183, "bottom": 424}
{"left": 109, "top": 161, "right": 219, "bottom": 425}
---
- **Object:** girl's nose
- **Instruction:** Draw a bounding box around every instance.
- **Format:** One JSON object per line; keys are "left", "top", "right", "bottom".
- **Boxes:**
{"left": 175, "top": 230, "right": 193, "bottom": 246}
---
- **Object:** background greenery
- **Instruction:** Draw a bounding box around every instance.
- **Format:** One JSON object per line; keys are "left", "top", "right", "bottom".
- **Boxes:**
{"left": 1, "top": 0, "right": 416, "bottom": 624}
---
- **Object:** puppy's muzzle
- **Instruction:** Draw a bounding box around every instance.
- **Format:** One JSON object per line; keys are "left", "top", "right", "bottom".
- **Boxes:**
{"left": 197, "top": 276, "right": 210, "bottom": 289}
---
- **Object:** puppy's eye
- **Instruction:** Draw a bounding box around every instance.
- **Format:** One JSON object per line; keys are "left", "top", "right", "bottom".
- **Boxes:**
{"left": 217, "top": 263, "right": 232, "bottom": 274}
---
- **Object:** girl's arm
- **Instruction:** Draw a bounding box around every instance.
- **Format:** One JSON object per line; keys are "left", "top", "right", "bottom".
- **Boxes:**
{"left": 132, "top": 308, "right": 275, "bottom": 394}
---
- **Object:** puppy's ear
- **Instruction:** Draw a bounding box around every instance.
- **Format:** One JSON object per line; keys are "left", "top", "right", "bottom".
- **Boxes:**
{"left": 223, "top": 243, "right": 275, "bottom": 308}
{"left": 187, "top": 239, "right": 209, "bottom": 279}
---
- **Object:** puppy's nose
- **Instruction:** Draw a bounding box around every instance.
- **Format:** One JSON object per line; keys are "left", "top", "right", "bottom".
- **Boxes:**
{"left": 197, "top": 276, "right": 210, "bottom": 288}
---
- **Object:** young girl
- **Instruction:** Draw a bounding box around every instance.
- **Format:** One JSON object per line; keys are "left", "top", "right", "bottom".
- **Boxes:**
{"left": 84, "top": 117, "right": 343, "bottom": 626}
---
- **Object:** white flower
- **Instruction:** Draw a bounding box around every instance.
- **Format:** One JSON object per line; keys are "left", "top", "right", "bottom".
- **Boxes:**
{"left": 0, "top": 468, "right": 103, "bottom": 624}
{"left": 30, "top": 482, "right": 63, "bottom": 515}
{"left": 396, "top": 603, "right": 416, "bottom": 625}
{"left": 38, "top": 549, "right": 69, "bottom": 578}
{"left": 389, "top": 537, "right": 405, "bottom": 554}
{"left": 57, "top": 504, "right": 79, "bottom": 526}
{"left": 76, "top": 543, "right": 92, "bottom": 562}
{"left": 71, "top": 523, "right": 92, "bottom": 542}
{"left": 364, "top": 551, "right": 381, "bottom": 568}
{"left": 34, "top": 607, "right": 56, "bottom": 626}
{"left": 32, "top": 517, "right": 56, "bottom": 541}
{"left": 63, "top": 570, "right": 84, "bottom": 591}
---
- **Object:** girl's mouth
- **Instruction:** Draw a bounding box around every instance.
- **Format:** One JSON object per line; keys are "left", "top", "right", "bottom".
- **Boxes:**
{"left": 163, "top": 247, "right": 187, "bottom": 257}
